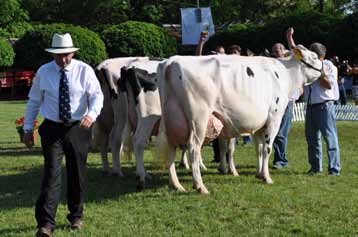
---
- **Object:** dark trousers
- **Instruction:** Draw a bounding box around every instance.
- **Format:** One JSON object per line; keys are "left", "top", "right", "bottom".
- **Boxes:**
{"left": 212, "top": 138, "right": 229, "bottom": 162}
{"left": 35, "top": 119, "right": 91, "bottom": 230}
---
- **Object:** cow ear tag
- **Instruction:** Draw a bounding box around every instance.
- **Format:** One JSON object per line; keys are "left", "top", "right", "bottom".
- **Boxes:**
{"left": 293, "top": 48, "right": 303, "bottom": 60}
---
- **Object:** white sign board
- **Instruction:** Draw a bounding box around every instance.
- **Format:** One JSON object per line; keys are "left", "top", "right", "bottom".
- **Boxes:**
{"left": 181, "top": 7, "right": 215, "bottom": 45}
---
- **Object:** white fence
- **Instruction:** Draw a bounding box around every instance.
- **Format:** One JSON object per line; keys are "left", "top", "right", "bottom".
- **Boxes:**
{"left": 292, "top": 102, "right": 358, "bottom": 122}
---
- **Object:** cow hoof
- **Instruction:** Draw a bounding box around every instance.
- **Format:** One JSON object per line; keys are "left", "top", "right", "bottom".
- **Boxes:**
{"left": 255, "top": 173, "right": 263, "bottom": 179}
{"left": 230, "top": 170, "right": 239, "bottom": 176}
{"left": 173, "top": 185, "right": 186, "bottom": 193}
{"left": 179, "top": 162, "right": 190, "bottom": 170}
{"left": 200, "top": 164, "right": 208, "bottom": 171}
{"left": 136, "top": 181, "right": 145, "bottom": 191}
{"left": 218, "top": 166, "right": 228, "bottom": 175}
{"left": 263, "top": 177, "right": 274, "bottom": 184}
{"left": 196, "top": 186, "right": 210, "bottom": 195}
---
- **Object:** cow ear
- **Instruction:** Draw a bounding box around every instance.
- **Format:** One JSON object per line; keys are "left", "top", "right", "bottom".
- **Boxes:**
{"left": 293, "top": 47, "right": 304, "bottom": 60}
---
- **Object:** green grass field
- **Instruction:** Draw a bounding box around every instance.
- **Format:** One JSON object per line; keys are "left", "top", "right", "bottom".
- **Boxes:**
{"left": 0, "top": 100, "right": 358, "bottom": 236}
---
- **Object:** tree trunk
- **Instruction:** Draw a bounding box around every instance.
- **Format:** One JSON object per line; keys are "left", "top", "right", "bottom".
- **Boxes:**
{"left": 319, "top": 0, "right": 324, "bottom": 12}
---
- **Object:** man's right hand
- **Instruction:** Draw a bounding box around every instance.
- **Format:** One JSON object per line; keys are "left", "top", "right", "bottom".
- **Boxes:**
{"left": 23, "top": 132, "right": 35, "bottom": 149}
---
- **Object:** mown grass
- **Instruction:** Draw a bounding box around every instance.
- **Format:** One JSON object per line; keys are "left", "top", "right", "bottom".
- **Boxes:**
{"left": 0, "top": 100, "right": 358, "bottom": 236}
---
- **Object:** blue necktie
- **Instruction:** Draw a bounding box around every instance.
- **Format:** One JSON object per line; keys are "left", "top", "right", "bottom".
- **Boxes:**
{"left": 59, "top": 69, "right": 71, "bottom": 122}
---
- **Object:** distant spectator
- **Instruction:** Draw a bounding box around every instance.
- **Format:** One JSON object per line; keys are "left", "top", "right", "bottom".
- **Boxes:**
{"left": 349, "top": 59, "right": 358, "bottom": 105}
{"left": 271, "top": 40, "right": 301, "bottom": 169}
{"left": 215, "top": 45, "right": 225, "bottom": 55}
{"left": 332, "top": 56, "right": 349, "bottom": 105}
{"left": 228, "top": 44, "right": 241, "bottom": 55}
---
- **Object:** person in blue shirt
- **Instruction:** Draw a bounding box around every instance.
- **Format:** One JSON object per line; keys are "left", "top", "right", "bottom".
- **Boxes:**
{"left": 271, "top": 42, "right": 301, "bottom": 169}
{"left": 287, "top": 27, "right": 340, "bottom": 176}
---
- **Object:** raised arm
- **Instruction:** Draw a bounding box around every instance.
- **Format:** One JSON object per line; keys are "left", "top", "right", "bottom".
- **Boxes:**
{"left": 286, "top": 27, "right": 296, "bottom": 49}
{"left": 195, "top": 31, "right": 208, "bottom": 56}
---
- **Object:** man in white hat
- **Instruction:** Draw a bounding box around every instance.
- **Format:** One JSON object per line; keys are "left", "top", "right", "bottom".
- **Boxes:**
{"left": 23, "top": 33, "right": 104, "bottom": 237}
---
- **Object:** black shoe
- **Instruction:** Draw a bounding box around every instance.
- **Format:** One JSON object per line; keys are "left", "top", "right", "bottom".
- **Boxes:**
{"left": 328, "top": 171, "right": 340, "bottom": 176}
{"left": 70, "top": 219, "right": 84, "bottom": 230}
{"left": 36, "top": 227, "right": 53, "bottom": 237}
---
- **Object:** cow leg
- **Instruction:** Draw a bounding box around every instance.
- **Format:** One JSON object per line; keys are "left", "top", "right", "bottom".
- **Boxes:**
{"left": 218, "top": 138, "right": 228, "bottom": 174}
{"left": 168, "top": 145, "right": 186, "bottom": 192}
{"left": 181, "top": 148, "right": 206, "bottom": 171}
{"left": 110, "top": 127, "right": 124, "bottom": 177}
{"left": 199, "top": 155, "right": 207, "bottom": 171}
{"left": 188, "top": 121, "right": 209, "bottom": 194}
{"left": 228, "top": 138, "right": 239, "bottom": 176}
{"left": 100, "top": 136, "right": 110, "bottom": 176}
{"left": 92, "top": 123, "right": 111, "bottom": 175}
{"left": 254, "top": 135, "right": 264, "bottom": 179}
{"left": 258, "top": 115, "right": 282, "bottom": 184}
{"left": 109, "top": 95, "right": 128, "bottom": 177}
{"left": 133, "top": 117, "right": 159, "bottom": 190}
{"left": 179, "top": 148, "right": 190, "bottom": 170}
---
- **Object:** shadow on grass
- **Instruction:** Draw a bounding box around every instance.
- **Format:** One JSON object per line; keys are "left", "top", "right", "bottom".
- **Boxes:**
{"left": 0, "top": 163, "right": 168, "bottom": 212}
{"left": 0, "top": 147, "right": 43, "bottom": 157}
{"left": 0, "top": 224, "right": 69, "bottom": 236}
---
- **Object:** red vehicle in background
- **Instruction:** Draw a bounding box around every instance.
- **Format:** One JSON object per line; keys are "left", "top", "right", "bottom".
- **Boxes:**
{"left": 0, "top": 70, "right": 35, "bottom": 97}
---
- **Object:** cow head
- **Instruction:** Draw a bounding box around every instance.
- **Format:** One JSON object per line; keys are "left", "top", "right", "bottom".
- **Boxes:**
{"left": 293, "top": 45, "right": 323, "bottom": 85}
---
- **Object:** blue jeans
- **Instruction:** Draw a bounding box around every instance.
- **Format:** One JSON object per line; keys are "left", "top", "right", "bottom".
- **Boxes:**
{"left": 242, "top": 135, "right": 252, "bottom": 144}
{"left": 273, "top": 101, "right": 294, "bottom": 166}
{"left": 305, "top": 101, "right": 340, "bottom": 174}
{"left": 338, "top": 82, "right": 347, "bottom": 105}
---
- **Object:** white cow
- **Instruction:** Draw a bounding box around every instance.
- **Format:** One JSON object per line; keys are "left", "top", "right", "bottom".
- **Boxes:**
{"left": 120, "top": 60, "right": 205, "bottom": 189}
{"left": 157, "top": 45, "right": 323, "bottom": 194}
{"left": 94, "top": 57, "right": 150, "bottom": 176}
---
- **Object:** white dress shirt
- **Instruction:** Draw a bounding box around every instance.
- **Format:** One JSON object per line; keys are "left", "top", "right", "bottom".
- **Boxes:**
{"left": 24, "top": 59, "right": 104, "bottom": 131}
{"left": 304, "top": 59, "right": 339, "bottom": 104}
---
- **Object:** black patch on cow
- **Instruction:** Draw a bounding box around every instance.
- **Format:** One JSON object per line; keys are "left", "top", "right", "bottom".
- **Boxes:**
{"left": 100, "top": 68, "right": 117, "bottom": 99}
{"left": 275, "top": 71, "right": 279, "bottom": 79}
{"left": 265, "top": 134, "right": 268, "bottom": 138}
{"left": 266, "top": 138, "right": 270, "bottom": 144}
{"left": 179, "top": 75, "right": 182, "bottom": 80}
{"left": 122, "top": 68, "right": 158, "bottom": 105}
{"left": 267, "top": 147, "right": 271, "bottom": 154}
{"left": 246, "top": 67, "right": 254, "bottom": 77}
{"left": 138, "top": 77, "right": 157, "bottom": 92}
{"left": 275, "top": 109, "right": 278, "bottom": 112}
{"left": 276, "top": 97, "right": 279, "bottom": 104}
{"left": 118, "top": 68, "right": 128, "bottom": 93}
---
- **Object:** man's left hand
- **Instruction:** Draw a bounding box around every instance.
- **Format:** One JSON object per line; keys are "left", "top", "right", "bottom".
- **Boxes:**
{"left": 79, "top": 115, "right": 94, "bottom": 129}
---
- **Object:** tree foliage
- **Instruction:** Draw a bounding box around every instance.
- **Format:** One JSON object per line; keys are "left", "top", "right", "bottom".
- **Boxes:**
{"left": 205, "top": 11, "right": 341, "bottom": 55}
{"left": 0, "top": 0, "right": 32, "bottom": 38}
{"left": 101, "top": 21, "right": 176, "bottom": 58}
{"left": 14, "top": 23, "right": 107, "bottom": 69}
{"left": 0, "top": 38, "right": 15, "bottom": 68}
{"left": 21, "top": 0, "right": 129, "bottom": 26}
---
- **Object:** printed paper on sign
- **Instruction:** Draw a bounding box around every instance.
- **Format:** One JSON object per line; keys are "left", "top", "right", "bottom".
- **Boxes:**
{"left": 181, "top": 7, "right": 215, "bottom": 45}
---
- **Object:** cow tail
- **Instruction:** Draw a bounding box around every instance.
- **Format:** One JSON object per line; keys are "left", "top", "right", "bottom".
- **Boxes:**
{"left": 155, "top": 119, "right": 169, "bottom": 171}
{"left": 120, "top": 130, "right": 133, "bottom": 161}
{"left": 154, "top": 64, "right": 172, "bottom": 171}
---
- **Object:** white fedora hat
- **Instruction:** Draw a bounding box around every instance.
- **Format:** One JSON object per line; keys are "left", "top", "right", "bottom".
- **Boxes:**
{"left": 45, "top": 33, "right": 79, "bottom": 54}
